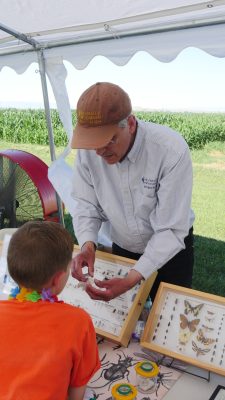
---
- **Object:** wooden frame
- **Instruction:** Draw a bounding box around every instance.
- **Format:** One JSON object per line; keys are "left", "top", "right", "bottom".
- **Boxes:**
{"left": 208, "top": 385, "right": 225, "bottom": 400}
{"left": 141, "top": 282, "right": 225, "bottom": 376}
{"left": 59, "top": 245, "right": 157, "bottom": 347}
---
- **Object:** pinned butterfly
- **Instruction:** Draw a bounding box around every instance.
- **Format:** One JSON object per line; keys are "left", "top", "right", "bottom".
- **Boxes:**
{"left": 180, "top": 314, "right": 200, "bottom": 332}
{"left": 179, "top": 314, "right": 200, "bottom": 346}
{"left": 184, "top": 300, "right": 204, "bottom": 317}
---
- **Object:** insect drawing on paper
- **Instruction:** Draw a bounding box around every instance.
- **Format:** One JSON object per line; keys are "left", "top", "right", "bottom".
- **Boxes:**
{"left": 196, "top": 329, "right": 215, "bottom": 346}
{"left": 90, "top": 350, "right": 138, "bottom": 389}
{"left": 85, "top": 388, "right": 103, "bottom": 400}
{"left": 134, "top": 347, "right": 185, "bottom": 388}
{"left": 155, "top": 371, "right": 176, "bottom": 396}
{"left": 192, "top": 340, "right": 210, "bottom": 357}
{"left": 184, "top": 300, "right": 204, "bottom": 317}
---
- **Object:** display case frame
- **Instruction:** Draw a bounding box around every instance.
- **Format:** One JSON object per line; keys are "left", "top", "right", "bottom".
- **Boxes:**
{"left": 59, "top": 245, "right": 157, "bottom": 347}
{"left": 141, "top": 282, "right": 225, "bottom": 376}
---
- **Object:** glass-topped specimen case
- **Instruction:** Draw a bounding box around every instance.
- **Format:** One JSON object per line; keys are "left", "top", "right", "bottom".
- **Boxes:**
{"left": 59, "top": 245, "right": 157, "bottom": 347}
{"left": 141, "top": 282, "right": 225, "bottom": 376}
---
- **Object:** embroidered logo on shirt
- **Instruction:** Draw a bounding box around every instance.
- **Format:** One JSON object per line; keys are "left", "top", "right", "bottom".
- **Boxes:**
{"left": 141, "top": 176, "right": 157, "bottom": 190}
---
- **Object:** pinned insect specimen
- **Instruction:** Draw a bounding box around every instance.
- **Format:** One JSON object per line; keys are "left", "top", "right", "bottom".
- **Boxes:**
{"left": 180, "top": 314, "right": 200, "bottom": 332}
{"left": 202, "top": 324, "right": 214, "bottom": 332}
{"left": 184, "top": 300, "right": 204, "bottom": 317}
{"left": 205, "top": 316, "right": 215, "bottom": 323}
{"left": 192, "top": 341, "right": 210, "bottom": 357}
{"left": 207, "top": 310, "right": 215, "bottom": 315}
{"left": 196, "top": 329, "right": 215, "bottom": 346}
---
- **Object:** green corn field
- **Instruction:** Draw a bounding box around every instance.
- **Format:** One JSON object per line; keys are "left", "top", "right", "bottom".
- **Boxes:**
{"left": 1, "top": 109, "right": 225, "bottom": 149}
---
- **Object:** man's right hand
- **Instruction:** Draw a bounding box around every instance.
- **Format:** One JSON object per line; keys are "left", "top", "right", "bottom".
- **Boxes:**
{"left": 71, "top": 241, "right": 96, "bottom": 282}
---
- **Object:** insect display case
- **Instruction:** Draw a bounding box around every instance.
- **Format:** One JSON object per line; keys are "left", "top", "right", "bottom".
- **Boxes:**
{"left": 59, "top": 245, "right": 157, "bottom": 347}
{"left": 141, "top": 282, "right": 225, "bottom": 377}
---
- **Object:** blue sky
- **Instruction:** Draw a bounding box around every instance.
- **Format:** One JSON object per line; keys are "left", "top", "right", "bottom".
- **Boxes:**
{"left": 0, "top": 47, "right": 225, "bottom": 112}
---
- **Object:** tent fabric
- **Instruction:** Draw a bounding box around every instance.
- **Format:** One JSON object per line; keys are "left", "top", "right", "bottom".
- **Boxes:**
{"left": 1, "top": 22, "right": 225, "bottom": 74}
{"left": 1, "top": 0, "right": 225, "bottom": 71}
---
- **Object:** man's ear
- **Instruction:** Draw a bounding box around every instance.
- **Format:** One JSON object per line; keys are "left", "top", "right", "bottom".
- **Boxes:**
{"left": 128, "top": 115, "right": 137, "bottom": 135}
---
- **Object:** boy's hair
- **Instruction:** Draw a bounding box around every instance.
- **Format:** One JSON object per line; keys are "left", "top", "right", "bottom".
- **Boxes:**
{"left": 7, "top": 221, "right": 74, "bottom": 290}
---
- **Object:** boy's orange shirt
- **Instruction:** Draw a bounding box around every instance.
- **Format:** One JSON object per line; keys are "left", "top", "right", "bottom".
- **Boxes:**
{"left": 0, "top": 300, "right": 100, "bottom": 400}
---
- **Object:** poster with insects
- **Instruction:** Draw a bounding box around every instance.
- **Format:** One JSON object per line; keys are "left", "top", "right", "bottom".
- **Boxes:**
{"left": 59, "top": 247, "right": 157, "bottom": 347}
{"left": 141, "top": 282, "right": 225, "bottom": 377}
{"left": 84, "top": 337, "right": 182, "bottom": 400}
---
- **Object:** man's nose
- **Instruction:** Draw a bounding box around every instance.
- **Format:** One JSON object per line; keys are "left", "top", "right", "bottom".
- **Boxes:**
{"left": 95, "top": 147, "right": 105, "bottom": 155}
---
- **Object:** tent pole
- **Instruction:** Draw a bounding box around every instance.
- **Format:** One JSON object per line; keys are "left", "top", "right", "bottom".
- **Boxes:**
{"left": 0, "top": 23, "right": 64, "bottom": 226}
{"left": 37, "top": 49, "right": 65, "bottom": 226}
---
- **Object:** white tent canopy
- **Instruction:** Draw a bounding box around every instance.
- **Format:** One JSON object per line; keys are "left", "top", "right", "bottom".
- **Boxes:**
{"left": 1, "top": 0, "right": 225, "bottom": 138}
{"left": 1, "top": 1, "right": 225, "bottom": 70}
{"left": 1, "top": 0, "right": 225, "bottom": 224}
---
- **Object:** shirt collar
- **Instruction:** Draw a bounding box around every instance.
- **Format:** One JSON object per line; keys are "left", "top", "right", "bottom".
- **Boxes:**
{"left": 126, "top": 119, "right": 143, "bottom": 163}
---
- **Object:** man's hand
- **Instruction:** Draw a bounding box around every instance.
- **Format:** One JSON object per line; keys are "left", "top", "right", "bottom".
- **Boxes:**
{"left": 71, "top": 241, "right": 96, "bottom": 282}
{"left": 85, "top": 269, "right": 143, "bottom": 301}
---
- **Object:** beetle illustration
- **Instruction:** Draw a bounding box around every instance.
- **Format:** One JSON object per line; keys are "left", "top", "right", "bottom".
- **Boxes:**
{"left": 97, "top": 336, "right": 105, "bottom": 345}
{"left": 112, "top": 343, "right": 122, "bottom": 350}
{"left": 134, "top": 347, "right": 186, "bottom": 370}
{"left": 85, "top": 389, "right": 103, "bottom": 400}
{"left": 90, "top": 350, "right": 138, "bottom": 389}
{"left": 155, "top": 371, "right": 174, "bottom": 396}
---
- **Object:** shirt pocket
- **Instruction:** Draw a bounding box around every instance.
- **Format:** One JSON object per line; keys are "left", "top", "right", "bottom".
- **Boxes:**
{"left": 135, "top": 189, "right": 157, "bottom": 222}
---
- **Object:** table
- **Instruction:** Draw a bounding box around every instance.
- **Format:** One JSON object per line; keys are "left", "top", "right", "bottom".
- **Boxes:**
{"left": 164, "top": 365, "right": 225, "bottom": 400}
{"left": 85, "top": 338, "right": 183, "bottom": 400}
{"left": 85, "top": 338, "right": 225, "bottom": 400}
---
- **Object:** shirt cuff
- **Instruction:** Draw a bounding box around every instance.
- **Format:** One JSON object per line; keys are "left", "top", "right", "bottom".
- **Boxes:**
{"left": 78, "top": 232, "right": 99, "bottom": 250}
{"left": 132, "top": 254, "right": 157, "bottom": 280}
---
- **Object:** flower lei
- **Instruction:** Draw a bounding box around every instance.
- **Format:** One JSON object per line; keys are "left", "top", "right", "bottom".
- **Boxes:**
{"left": 8, "top": 286, "right": 63, "bottom": 303}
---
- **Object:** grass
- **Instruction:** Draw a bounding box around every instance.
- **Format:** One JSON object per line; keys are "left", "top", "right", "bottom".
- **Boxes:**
{"left": 191, "top": 142, "right": 225, "bottom": 241}
{"left": 191, "top": 141, "right": 225, "bottom": 295}
{"left": 0, "top": 141, "right": 76, "bottom": 166}
{"left": 1, "top": 140, "right": 225, "bottom": 296}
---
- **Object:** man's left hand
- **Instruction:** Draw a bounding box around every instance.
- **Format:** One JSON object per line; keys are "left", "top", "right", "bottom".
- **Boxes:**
{"left": 85, "top": 270, "right": 143, "bottom": 301}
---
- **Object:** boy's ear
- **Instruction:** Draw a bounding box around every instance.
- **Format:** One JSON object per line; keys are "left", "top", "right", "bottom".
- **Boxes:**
{"left": 51, "top": 270, "right": 65, "bottom": 288}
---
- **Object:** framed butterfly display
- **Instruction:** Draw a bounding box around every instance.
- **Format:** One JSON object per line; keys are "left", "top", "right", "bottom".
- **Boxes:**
{"left": 141, "top": 282, "right": 225, "bottom": 377}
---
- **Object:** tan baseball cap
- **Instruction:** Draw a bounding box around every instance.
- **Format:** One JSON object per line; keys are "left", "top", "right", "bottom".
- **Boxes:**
{"left": 71, "top": 82, "right": 132, "bottom": 149}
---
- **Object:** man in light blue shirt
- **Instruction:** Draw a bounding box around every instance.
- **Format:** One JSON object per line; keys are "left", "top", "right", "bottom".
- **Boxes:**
{"left": 71, "top": 82, "right": 194, "bottom": 302}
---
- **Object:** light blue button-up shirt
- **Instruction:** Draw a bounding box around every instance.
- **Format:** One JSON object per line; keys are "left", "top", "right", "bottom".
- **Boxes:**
{"left": 72, "top": 119, "right": 195, "bottom": 280}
